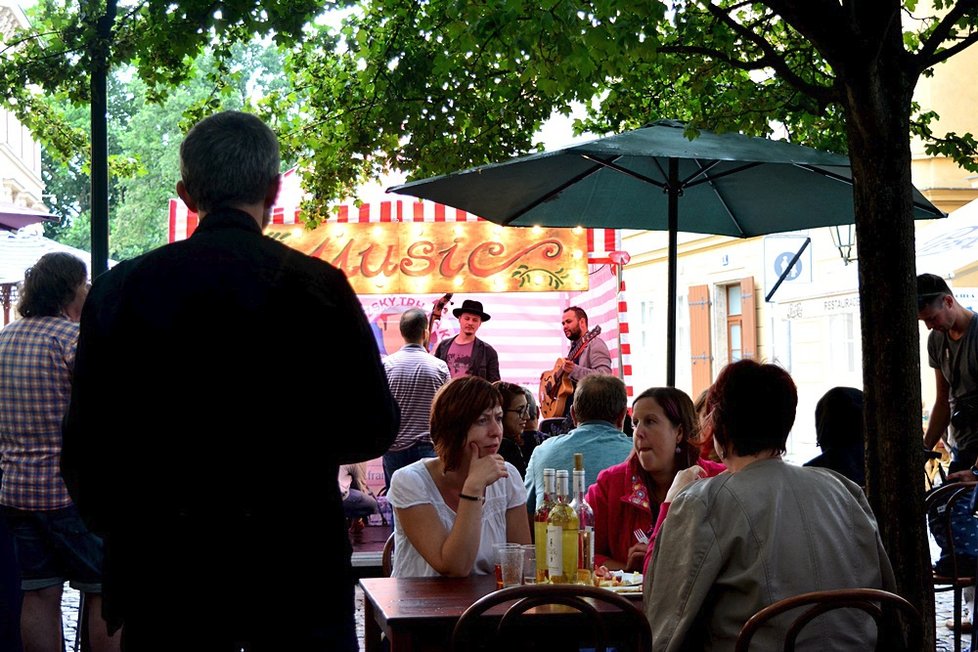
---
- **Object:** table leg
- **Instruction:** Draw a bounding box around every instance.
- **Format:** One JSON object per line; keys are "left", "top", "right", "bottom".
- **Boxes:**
{"left": 364, "top": 598, "right": 381, "bottom": 652}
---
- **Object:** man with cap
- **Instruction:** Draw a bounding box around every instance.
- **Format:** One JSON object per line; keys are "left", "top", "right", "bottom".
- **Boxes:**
{"left": 434, "top": 298, "right": 500, "bottom": 381}
{"left": 919, "top": 273, "right": 978, "bottom": 475}
{"left": 918, "top": 274, "right": 978, "bottom": 635}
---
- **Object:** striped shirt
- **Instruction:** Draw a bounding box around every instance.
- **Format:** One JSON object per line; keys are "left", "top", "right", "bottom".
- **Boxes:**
{"left": 383, "top": 344, "right": 449, "bottom": 452}
{"left": 0, "top": 316, "right": 79, "bottom": 510}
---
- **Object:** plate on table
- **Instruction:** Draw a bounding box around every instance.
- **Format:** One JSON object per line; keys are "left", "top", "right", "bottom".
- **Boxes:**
{"left": 596, "top": 571, "right": 643, "bottom": 593}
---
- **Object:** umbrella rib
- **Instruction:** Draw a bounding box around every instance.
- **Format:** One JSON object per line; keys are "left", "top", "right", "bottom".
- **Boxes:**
{"left": 690, "top": 158, "right": 747, "bottom": 237}
{"left": 680, "top": 160, "right": 722, "bottom": 187}
{"left": 502, "top": 159, "right": 610, "bottom": 224}
{"left": 578, "top": 154, "right": 667, "bottom": 189}
{"left": 795, "top": 163, "right": 944, "bottom": 218}
{"left": 684, "top": 161, "right": 764, "bottom": 188}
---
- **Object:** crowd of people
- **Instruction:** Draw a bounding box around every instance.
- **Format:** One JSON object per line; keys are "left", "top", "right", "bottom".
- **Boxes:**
{"left": 0, "top": 109, "right": 958, "bottom": 651}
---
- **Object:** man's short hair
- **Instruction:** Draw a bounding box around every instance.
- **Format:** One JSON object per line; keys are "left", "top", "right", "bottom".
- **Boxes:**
{"left": 573, "top": 374, "right": 626, "bottom": 424}
{"left": 917, "top": 273, "right": 953, "bottom": 311}
{"left": 17, "top": 252, "right": 87, "bottom": 318}
{"left": 564, "top": 306, "right": 588, "bottom": 323}
{"left": 179, "top": 111, "right": 280, "bottom": 213}
{"left": 399, "top": 308, "right": 428, "bottom": 343}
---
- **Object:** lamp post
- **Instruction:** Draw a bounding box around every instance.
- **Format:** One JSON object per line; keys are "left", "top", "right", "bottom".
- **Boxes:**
{"left": 830, "top": 224, "right": 857, "bottom": 265}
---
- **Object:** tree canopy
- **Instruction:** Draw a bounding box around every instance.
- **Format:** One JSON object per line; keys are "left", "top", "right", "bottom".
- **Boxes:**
{"left": 4, "top": 1, "right": 978, "bottom": 645}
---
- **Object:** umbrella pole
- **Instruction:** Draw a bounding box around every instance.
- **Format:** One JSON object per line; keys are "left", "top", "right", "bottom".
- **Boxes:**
{"left": 667, "top": 158, "right": 678, "bottom": 388}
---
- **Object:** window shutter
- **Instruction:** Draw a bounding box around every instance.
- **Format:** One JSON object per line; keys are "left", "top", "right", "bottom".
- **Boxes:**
{"left": 689, "top": 284, "right": 712, "bottom": 397}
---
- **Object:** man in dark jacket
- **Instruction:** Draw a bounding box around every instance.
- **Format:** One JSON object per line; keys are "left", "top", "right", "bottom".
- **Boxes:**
{"left": 434, "top": 298, "right": 500, "bottom": 381}
{"left": 62, "top": 111, "right": 398, "bottom": 650}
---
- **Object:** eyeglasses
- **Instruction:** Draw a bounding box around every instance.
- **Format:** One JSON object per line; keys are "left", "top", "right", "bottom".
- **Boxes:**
{"left": 506, "top": 406, "right": 529, "bottom": 418}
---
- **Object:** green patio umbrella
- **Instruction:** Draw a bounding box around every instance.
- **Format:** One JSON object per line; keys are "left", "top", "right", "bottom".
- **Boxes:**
{"left": 389, "top": 119, "right": 943, "bottom": 386}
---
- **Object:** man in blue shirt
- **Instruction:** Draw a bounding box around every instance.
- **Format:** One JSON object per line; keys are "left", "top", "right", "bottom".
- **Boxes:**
{"left": 524, "top": 374, "right": 632, "bottom": 513}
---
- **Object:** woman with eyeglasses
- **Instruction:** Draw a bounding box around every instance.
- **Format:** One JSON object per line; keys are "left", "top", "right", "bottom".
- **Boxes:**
{"left": 493, "top": 381, "right": 533, "bottom": 478}
{"left": 387, "top": 376, "right": 531, "bottom": 577}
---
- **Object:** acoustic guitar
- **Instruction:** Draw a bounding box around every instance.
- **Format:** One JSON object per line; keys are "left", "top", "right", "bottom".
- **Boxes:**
{"left": 539, "top": 325, "right": 602, "bottom": 419}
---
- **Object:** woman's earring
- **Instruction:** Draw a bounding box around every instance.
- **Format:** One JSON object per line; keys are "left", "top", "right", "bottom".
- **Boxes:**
{"left": 675, "top": 444, "right": 682, "bottom": 454}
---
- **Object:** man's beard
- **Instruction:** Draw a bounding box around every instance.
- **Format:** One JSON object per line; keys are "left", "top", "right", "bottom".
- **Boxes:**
{"left": 567, "top": 329, "right": 581, "bottom": 341}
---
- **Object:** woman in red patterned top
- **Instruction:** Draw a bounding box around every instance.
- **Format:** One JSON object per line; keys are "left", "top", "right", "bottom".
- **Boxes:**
{"left": 586, "top": 387, "right": 725, "bottom": 573}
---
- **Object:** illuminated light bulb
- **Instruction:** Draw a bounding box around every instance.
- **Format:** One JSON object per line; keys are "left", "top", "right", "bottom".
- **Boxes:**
{"left": 532, "top": 225, "right": 543, "bottom": 235}
{"left": 534, "top": 274, "right": 544, "bottom": 286}
{"left": 453, "top": 225, "right": 465, "bottom": 237}
{"left": 492, "top": 277, "right": 505, "bottom": 291}
{"left": 572, "top": 249, "right": 583, "bottom": 259}
{"left": 333, "top": 226, "right": 346, "bottom": 238}
{"left": 291, "top": 227, "right": 303, "bottom": 239}
{"left": 372, "top": 225, "right": 384, "bottom": 238}
{"left": 573, "top": 226, "right": 584, "bottom": 235}
{"left": 453, "top": 276, "right": 464, "bottom": 288}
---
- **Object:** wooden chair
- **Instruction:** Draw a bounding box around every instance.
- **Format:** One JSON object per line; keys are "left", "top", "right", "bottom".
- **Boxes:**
{"left": 925, "top": 448, "right": 949, "bottom": 491}
{"left": 733, "top": 587, "right": 922, "bottom": 651}
{"left": 926, "top": 480, "right": 978, "bottom": 652}
{"left": 381, "top": 532, "right": 395, "bottom": 577}
{"left": 451, "top": 583, "right": 651, "bottom": 652}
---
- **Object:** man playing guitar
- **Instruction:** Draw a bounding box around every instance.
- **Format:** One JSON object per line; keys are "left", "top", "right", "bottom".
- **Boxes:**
{"left": 539, "top": 307, "right": 613, "bottom": 424}
{"left": 560, "top": 306, "right": 612, "bottom": 381}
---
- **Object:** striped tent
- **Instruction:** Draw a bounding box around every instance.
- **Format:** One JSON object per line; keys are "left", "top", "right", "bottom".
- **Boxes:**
{"left": 168, "top": 173, "right": 632, "bottom": 397}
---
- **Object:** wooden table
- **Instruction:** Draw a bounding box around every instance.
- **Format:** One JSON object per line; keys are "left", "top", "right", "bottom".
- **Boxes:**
{"left": 359, "top": 575, "right": 642, "bottom": 652}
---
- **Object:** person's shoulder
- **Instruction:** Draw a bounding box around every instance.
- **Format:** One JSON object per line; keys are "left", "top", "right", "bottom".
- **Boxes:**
{"left": 595, "top": 460, "right": 630, "bottom": 483}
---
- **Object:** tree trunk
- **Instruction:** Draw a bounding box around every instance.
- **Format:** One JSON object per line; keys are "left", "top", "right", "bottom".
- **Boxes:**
{"left": 843, "top": 52, "right": 934, "bottom": 646}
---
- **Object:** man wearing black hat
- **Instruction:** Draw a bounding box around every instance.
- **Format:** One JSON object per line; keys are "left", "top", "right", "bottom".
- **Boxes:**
{"left": 434, "top": 298, "right": 500, "bottom": 381}
{"left": 919, "top": 273, "right": 978, "bottom": 475}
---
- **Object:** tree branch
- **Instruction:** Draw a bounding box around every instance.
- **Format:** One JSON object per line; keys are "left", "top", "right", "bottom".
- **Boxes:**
{"left": 916, "top": 0, "right": 978, "bottom": 64}
{"left": 666, "top": 4, "right": 839, "bottom": 105}
{"left": 917, "top": 29, "right": 978, "bottom": 72}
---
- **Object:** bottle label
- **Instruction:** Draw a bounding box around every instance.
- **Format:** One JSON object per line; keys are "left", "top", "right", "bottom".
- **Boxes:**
{"left": 547, "top": 524, "right": 563, "bottom": 578}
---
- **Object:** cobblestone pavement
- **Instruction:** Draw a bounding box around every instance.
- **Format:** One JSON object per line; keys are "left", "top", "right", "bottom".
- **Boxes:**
{"left": 61, "top": 581, "right": 967, "bottom": 651}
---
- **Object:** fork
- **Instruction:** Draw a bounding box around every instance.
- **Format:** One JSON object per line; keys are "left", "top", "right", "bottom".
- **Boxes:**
{"left": 633, "top": 528, "right": 649, "bottom": 544}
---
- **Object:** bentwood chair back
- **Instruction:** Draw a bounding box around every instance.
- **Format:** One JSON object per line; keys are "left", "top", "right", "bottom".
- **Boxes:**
{"left": 926, "top": 480, "right": 978, "bottom": 652}
{"left": 451, "top": 583, "right": 651, "bottom": 652}
{"left": 733, "top": 587, "right": 922, "bottom": 651}
{"left": 381, "top": 532, "right": 395, "bottom": 577}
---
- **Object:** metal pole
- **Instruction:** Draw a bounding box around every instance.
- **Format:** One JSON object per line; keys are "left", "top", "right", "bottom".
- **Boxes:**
{"left": 666, "top": 158, "right": 678, "bottom": 387}
{"left": 89, "top": 0, "right": 116, "bottom": 278}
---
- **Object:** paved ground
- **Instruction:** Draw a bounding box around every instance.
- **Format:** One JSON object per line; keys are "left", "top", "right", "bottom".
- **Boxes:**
{"left": 59, "top": 582, "right": 968, "bottom": 651}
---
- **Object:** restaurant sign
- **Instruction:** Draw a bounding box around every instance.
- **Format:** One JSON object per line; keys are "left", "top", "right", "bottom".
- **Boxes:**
{"left": 265, "top": 221, "right": 589, "bottom": 294}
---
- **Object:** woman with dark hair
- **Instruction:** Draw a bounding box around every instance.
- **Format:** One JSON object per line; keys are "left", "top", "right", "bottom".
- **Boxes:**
{"left": 645, "top": 360, "right": 895, "bottom": 651}
{"left": 803, "top": 386, "right": 865, "bottom": 485}
{"left": 387, "top": 376, "right": 531, "bottom": 577}
{"left": 493, "top": 381, "right": 531, "bottom": 478}
{"left": 586, "top": 387, "right": 725, "bottom": 573}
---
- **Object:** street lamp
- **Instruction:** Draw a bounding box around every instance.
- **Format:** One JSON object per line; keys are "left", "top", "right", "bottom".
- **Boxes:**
{"left": 830, "top": 224, "right": 856, "bottom": 265}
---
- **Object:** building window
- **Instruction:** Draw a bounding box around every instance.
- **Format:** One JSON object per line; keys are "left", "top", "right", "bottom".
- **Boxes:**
{"left": 726, "top": 284, "right": 743, "bottom": 363}
{"left": 829, "top": 312, "right": 857, "bottom": 373}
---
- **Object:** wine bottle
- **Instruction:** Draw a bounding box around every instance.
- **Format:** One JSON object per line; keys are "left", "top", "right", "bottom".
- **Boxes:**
{"left": 534, "top": 468, "right": 556, "bottom": 583}
{"left": 546, "top": 469, "right": 579, "bottom": 583}
{"left": 569, "top": 452, "right": 595, "bottom": 585}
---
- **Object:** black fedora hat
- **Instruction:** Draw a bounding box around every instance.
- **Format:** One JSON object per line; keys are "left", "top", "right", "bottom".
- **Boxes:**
{"left": 452, "top": 299, "right": 491, "bottom": 321}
